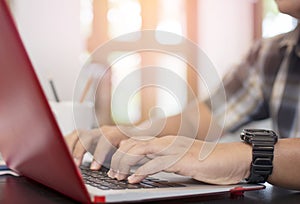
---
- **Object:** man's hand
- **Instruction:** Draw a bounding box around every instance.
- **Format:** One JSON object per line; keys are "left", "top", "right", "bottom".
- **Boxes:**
{"left": 108, "top": 136, "right": 252, "bottom": 185}
{"left": 65, "top": 126, "right": 128, "bottom": 170}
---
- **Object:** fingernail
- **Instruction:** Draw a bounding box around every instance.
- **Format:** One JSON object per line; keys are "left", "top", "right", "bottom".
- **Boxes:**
{"left": 90, "top": 161, "right": 100, "bottom": 170}
{"left": 107, "top": 170, "right": 115, "bottom": 178}
{"left": 115, "top": 170, "right": 121, "bottom": 180}
{"left": 74, "top": 158, "right": 80, "bottom": 166}
{"left": 127, "top": 174, "right": 136, "bottom": 183}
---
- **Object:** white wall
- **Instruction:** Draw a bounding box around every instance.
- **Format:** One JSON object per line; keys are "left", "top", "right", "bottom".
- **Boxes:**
{"left": 198, "top": 0, "right": 254, "bottom": 77}
{"left": 9, "top": 0, "right": 81, "bottom": 101}
{"left": 8, "top": 0, "right": 255, "bottom": 101}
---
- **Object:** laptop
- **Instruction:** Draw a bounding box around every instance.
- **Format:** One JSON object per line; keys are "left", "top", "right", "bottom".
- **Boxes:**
{"left": 0, "top": 1, "right": 264, "bottom": 203}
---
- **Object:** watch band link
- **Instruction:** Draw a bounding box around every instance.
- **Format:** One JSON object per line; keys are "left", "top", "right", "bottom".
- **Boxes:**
{"left": 241, "top": 129, "right": 278, "bottom": 183}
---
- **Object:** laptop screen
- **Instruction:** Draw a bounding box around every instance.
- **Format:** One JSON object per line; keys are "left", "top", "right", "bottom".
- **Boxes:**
{"left": 0, "top": 1, "right": 89, "bottom": 202}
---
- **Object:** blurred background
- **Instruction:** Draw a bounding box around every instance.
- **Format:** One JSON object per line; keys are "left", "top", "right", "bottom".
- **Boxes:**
{"left": 6, "top": 0, "right": 298, "bottom": 126}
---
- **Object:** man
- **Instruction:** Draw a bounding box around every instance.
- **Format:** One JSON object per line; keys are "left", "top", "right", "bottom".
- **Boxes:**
{"left": 66, "top": 0, "right": 300, "bottom": 190}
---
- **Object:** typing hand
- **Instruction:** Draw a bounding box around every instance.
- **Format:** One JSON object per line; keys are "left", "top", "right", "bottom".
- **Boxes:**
{"left": 107, "top": 135, "right": 251, "bottom": 185}
{"left": 65, "top": 126, "right": 128, "bottom": 170}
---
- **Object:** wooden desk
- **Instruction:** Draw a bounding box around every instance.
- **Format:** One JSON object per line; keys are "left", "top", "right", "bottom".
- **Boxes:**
{"left": 0, "top": 175, "right": 299, "bottom": 204}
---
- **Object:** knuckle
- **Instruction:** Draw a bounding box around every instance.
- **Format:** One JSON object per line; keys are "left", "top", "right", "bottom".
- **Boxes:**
{"left": 71, "top": 129, "right": 78, "bottom": 136}
{"left": 140, "top": 141, "right": 151, "bottom": 152}
{"left": 73, "top": 151, "right": 83, "bottom": 159}
{"left": 119, "top": 139, "right": 129, "bottom": 147}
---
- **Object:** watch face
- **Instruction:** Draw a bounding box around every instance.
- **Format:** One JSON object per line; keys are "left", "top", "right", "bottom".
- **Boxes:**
{"left": 240, "top": 129, "right": 278, "bottom": 144}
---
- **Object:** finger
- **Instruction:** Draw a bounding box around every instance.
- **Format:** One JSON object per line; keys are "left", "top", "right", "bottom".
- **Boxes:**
{"left": 91, "top": 134, "right": 117, "bottom": 170}
{"left": 110, "top": 140, "right": 147, "bottom": 180}
{"left": 128, "top": 155, "right": 177, "bottom": 183}
{"left": 64, "top": 130, "right": 80, "bottom": 153}
{"left": 112, "top": 137, "right": 181, "bottom": 181}
{"left": 82, "top": 129, "right": 103, "bottom": 153}
{"left": 109, "top": 139, "right": 137, "bottom": 175}
{"left": 136, "top": 157, "right": 151, "bottom": 165}
{"left": 72, "top": 130, "right": 100, "bottom": 166}
{"left": 73, "top": 139, "right": 87, "bottom": 166}
{"left": 112, "top": 140, "right": 157, "bottom": 180}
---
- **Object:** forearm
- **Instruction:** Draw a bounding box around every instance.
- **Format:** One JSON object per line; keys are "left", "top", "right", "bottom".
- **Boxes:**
{"left": 183, "top": 138, "right": 300, "bottom": 189}
{"left": 174, "top": 101, "right": 215, "bottom": 140}
{"left": 126, "top": 114, "right": 182, "bottom": 137}
{"left": 130, "top": 101, "right": 214, "bottom": 140}
{"left": 267, "top": 138, "right": 300, "bottom": 190}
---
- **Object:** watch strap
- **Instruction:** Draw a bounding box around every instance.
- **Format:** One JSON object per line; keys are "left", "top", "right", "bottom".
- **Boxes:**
{"left": 241, "top": 129, "right": 278, "bottom": 183}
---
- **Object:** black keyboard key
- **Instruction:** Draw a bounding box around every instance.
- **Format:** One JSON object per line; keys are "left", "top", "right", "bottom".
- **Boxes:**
{"left": 158, "top": 181, "right": 186, "bottom": 187}
{"left": 138, "top": 182, "right": 155, "bottom": 188}
{"left": 141, "top": 180, "right": 171, "bottom": 188}
{"left": 79, "top": 165, "right": 185, "bottom": 190}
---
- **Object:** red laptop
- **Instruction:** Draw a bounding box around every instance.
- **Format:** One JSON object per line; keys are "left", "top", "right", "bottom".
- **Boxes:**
{"left": 0, "top": 0, "right": 264, "bottom": 203}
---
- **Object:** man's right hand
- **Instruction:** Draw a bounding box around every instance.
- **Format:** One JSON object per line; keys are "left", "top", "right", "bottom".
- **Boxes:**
{"left": 65, "top": 126, "right": 128, "bottom": 170}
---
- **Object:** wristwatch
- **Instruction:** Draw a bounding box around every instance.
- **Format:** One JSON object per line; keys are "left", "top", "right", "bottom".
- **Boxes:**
{"left": 240, "top": 129, "right": 278, "bottom": 183}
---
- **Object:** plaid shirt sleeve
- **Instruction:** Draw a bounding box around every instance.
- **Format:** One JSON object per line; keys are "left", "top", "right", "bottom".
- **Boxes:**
{"left": 206, "top": 40, "right": 270, "bottom": 133}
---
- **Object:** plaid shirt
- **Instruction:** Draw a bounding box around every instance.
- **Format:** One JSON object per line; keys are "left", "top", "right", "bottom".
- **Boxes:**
{"left": 209, "top": 24, "right": 300, "bottom": 138}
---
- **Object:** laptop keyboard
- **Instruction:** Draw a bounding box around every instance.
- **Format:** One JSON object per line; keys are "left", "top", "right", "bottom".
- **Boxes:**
{"left": 80, "top": 166, "right": 185, "bottom": 190}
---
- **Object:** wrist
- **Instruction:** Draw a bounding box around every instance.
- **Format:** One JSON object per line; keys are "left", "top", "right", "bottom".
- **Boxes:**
{"left": 192, "top": 141, "right": 252, "bottom": 185}
{"left": 239, "top": 142, "right": 252, "bottom": 180}
{"left": 226, "top": 142, "right": 252, "bottom": 183}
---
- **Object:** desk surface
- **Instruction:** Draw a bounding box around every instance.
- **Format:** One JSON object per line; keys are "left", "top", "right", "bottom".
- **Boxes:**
{"left": 0, "top": 175, "right": 299, "bottom": 204}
